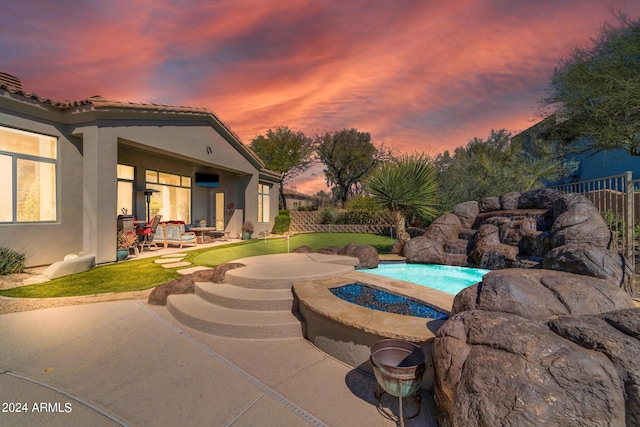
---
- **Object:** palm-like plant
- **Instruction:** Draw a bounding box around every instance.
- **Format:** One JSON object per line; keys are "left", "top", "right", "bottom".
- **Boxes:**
{"left": 366, "top": 154, "right": 439, "bottom": 247}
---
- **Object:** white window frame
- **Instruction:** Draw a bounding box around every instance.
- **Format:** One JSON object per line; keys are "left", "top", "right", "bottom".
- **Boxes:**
{"left": 258, "top": 183, "right": 270, "bottom": 223}
{"left": 0, "top": 126, "right": 57, "bottom": 223}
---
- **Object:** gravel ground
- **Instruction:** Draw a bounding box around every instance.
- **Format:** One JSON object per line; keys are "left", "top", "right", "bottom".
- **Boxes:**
{"left": 0, "top": 269, "right": 152, "bottom": 315}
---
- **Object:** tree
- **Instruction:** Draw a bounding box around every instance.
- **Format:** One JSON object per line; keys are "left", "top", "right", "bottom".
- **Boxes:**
{"left": 366, "top": 154, "right": 439, "bottom": 251}
{"left": 435, "top": 129, "right": 574, "bottom": 211}
{"left": 542, "top": 12, "right": 640, "bottom": 155}
{"left": 250, "top": 126, "right": 314, "bottom": 209}
{"left": 316, "top": 128, "right": 394, "bottom": 204}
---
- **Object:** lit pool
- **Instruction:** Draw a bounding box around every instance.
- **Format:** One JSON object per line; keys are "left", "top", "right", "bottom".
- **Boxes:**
{"left": 359, "top": 263, "right": 490, "bottom": 295}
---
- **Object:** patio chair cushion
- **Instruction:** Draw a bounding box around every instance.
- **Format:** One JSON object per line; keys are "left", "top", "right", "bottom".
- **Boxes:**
{"left": 155, "top": 223, "right": 197, "bottom": 249}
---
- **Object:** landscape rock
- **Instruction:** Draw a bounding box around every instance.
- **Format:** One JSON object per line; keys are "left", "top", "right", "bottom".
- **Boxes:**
{"left": 403, "top": 236, "right": 445, "bottom": 264}
{"left": 433, "top": 310, "right": 626, "bottom": 427}
{"left": 542, "top": 244, "right": 634, "bottom": 293}
{"left": 551, "top": 194, "right": 612, "bottom": 248}
{"left": 198, "top": 262, "right": 245, "bottom": 284}
{"left": 292, "top": 245, "right": 313, "bottom": 253}
{"left": 499, "top": 218, "right": 537, "bottom": 246}
{"left": 316, "top": 246, "right": 341, "bottom": 255}
{"left": 499, "top": 191, "right": 521, "bottom": 210}
{"left": 424, "top": 213, "right": 462, "bottom": 244}
{"left": 148, "top": 263, "right": 246, "bottom": 305}
{"left": 478, "top": 196, "right": 500, "bottom": 212}
{"left": 338, "top": 243, "right": 379, "bottom": 268}
{"left": 549, "top": 308, "right": 640, "bottom": 426}
{"left": 148, "top": 275, "right": 195, "bottom": 305}
{"left": 518, "top": 230, "right": 551, "bottom": 258}
{"left": 450, "top": 201, "right": 479, "bottom": 229}
{"left": 451, "top": 269, "right": 636, "bottom": 320}
{"left": 518, "top": 187, "right": 564, "bottom": 209}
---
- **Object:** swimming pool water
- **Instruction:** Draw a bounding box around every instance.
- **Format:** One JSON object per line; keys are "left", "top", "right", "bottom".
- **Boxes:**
{"left": 359, "top": 263, "right": 490, "bottom": 295}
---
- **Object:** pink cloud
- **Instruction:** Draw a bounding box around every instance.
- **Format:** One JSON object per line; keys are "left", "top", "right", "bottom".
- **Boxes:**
{"left": 3, "top": 0, "right": 640, "bottom": 194}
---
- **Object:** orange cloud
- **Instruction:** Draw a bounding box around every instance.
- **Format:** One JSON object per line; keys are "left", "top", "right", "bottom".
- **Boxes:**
{"left": 3, "top": 0, "right": 640, "bottom": 194}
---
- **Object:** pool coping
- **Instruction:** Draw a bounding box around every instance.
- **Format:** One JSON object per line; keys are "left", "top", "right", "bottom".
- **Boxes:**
{"left": 293, "top": 271, "right": 453, "bottom": 343}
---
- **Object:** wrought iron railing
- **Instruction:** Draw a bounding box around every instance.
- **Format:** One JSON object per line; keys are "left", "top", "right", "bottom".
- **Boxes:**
{"left": 549, "top": 171, "right": 637, "bottom": 271}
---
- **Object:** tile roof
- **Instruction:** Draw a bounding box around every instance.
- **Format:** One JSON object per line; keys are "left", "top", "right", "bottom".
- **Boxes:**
{"left": 0, "top": 72, "right": 279, "bottom": 176}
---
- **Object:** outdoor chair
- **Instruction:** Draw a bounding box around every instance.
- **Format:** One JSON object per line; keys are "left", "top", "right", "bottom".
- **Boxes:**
{"left": 137, "top": 215, "right": 161, "bottom": 252}
{"left": 121, "top": 218, "right": 139, "bottom": 256}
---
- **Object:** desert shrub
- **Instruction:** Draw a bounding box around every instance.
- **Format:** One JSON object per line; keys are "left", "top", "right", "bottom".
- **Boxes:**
{"left": 344, "top": 195, "right": 379, "bottom": 212}
{"left": 320, "top": 208, "right": 336, "bottom": 224}
{"left": 273, "top": 213, "right": 291, "bottom": 234}
{"left": 0, "top": 246, "right": 26, "bottom": 275}
{"left": 297, "top": 205, "right": 318, "bottom": 211}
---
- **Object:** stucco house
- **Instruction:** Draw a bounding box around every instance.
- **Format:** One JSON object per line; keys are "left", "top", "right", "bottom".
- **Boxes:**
{"left": 514, "top": 113, "right": 640, "bottom": 184}
{"left": 0, "top": 72, "right": 280, "bottom": 267}
{"left": 283, "top": 186, "right": 318, "bottom": 211}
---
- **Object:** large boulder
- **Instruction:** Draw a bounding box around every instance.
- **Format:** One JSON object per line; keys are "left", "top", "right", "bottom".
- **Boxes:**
{"left": 433, "top": 310, "right": 627, "bottom": 427}
{"left": 518, "top": 187, "right": 564, "bottom": 209}
{"left": 148, "top": 275, "right": 195, "bottom": 305}
{"left": 549, "top": 308, "right": 640, "bottom": 426}
{"left": 451, "top": 201, "right": 479, "bottom": 229}
{"left": 551, "top": 193, "right": 612, "bottom": 248}
{"left": 499, "top": 191, "right": 521, "bottom": 210}
{"left": 499, "top": 218, "right": 538, "bottom": 246}
{"left": 338, "top": 243, "right": 379, "bottom": 268}
{"left": 543, "top": 244, "right": 634, "bottom": 293}
{"left": 424, "top": 213, "right": 462, "bottom": 244}
{"left": 403, "top": 236, "right": 445, "bottom": 264}
{"left": 147, "top": 263, "right": 246, "bottom": 305}
{"left": 469, "top": 224, "right": 520, "bottom": 269}
{"left": 199, "top": 262, "right": 245, "bottom": 284}
{"left": 478, "top": 196, "right": 501, "bottom": 212}
{"left": 451, "top": 269, "right": 635, "bottom": 320}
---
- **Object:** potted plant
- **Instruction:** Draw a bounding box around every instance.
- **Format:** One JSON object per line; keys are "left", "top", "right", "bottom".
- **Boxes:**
{"left": 241, "top": 221, "right": 254, "bottom": 240}
{"left": 198, "top": 219, "right": 207, "bottom": 227}
{"left": 117, "top": 231, "right": 138, "bottom": 261}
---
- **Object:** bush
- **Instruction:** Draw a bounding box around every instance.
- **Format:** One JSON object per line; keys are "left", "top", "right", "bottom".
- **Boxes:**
{"left": 0, "top": 246, "right": 26, "bottom": 275}
{"left": 320, "top": 208, "right": 336, "bottom": 224}
{"left": 273, "top": 213, "right": 291, "bottom": 234}
{"left": 344, "top": 195, "right": 379, "bottom": 211}
{"left": 278, "top": 210, "right": 290, "bottom": 216}
{"left": 297, "top": 205, "right": 318, "bottom": 211}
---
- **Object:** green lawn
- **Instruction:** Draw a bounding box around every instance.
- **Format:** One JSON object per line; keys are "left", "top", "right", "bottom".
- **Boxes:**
{"left": 0, "top": 233, "right": 394, "bottom": 299}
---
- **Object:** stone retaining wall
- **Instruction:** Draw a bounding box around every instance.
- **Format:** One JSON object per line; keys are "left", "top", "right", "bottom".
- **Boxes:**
{"left": 289, "top": 211, "right": 390, "bottom": 234}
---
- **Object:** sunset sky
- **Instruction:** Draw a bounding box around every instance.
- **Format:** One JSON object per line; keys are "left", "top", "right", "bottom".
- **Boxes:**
{"left": 2, "top": 0, "right": 640, "bottom": 193}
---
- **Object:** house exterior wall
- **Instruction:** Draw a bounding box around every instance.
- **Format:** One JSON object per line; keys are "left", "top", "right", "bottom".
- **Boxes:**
{"left": 0, "top": 108, "right": 85, "bottom": 266}
{"left": 0, "top": 88, "right": 279, "bottom": 267}
{"left": 566, "top": 148, "right": 640, "bottom": 182}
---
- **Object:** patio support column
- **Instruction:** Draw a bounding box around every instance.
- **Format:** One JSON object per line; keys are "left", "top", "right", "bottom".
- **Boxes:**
{"left": 82, "top": 128, "right": 118, "bottom": 263}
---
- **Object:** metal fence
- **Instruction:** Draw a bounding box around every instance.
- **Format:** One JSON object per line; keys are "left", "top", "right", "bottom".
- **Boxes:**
{"left": 549, "top": 171, "right": 638, "bottom": 271}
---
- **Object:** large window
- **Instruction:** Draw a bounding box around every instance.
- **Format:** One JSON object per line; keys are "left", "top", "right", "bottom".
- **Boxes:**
{"left": 117, "top": 164, "right": 134, "bottom": 216}
{"left": 0, "top": 126, "right": 57, "bottom": 223}
{"left": 146, "top": 169, "right": 191, "bottom": 222}
{"left": 258, "top": 183, "right": 270, "bottom": 223}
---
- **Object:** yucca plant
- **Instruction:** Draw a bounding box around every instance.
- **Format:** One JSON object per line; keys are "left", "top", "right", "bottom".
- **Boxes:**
{"left": 0, "top": 246, "right": 26, "bottom": 275}
{"left": 366, "top": 154, "right": 439, "bottom": 245}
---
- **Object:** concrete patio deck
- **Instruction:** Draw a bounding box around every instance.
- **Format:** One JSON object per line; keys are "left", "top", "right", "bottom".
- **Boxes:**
{"left": 0, "top": 243, "right": 440, "bottom": 426}
{"left": 0, "top": 299, "right": 438, "bottom": 426}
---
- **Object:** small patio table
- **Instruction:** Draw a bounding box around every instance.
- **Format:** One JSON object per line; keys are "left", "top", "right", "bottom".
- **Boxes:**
{"left": 188, "top": 226, "right": 217, "bottom": 243}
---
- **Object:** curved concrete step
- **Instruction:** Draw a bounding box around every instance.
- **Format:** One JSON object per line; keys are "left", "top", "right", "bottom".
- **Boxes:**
{"left": 167, "top": 294, "right": 303, "bottom": 340}
{"left": 224, "top": 262, "right": 354, "bottom": 289}
{"left": 195, "top": 282, "right": 293, "bottom": 311}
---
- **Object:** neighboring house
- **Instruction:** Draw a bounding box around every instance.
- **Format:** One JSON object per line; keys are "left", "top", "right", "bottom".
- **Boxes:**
{"left": 514, "top": 114, "right": 640, "bottom": 184}
{"left": 283, "top": 187, "right": 318, "bottom": 211}
{"left": 0, "top": 72, "right": 281, "bottom": 267}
